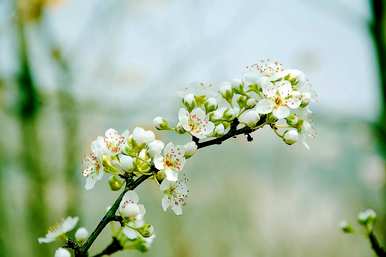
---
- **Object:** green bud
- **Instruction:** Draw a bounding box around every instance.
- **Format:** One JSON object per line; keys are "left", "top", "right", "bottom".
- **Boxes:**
{"left": 182, "top": 93, "right": 195, "bottom": 111}
{"left": 138, "top": 224, "right": 154, "bottom": 238}
{"left": 205, "top": 97, "right": 218, "bottom": 113}
{"left": 283, "top": 129, "right": 299, "bottom": 145}
{"left": 223, "top": 108, "right": 236, "bottom": 120}
{"left": 286, "top": 113, "right": 299, "bottom": 127}
{"left": 339, "top": 221, "right": 353, "bottom": 234}
{"left": 231, "top": 79, "right": 244, "bottom": 94}
{"left": 108, "top": 175, "right": 124, "bottom": 191}
{"left": 246, "top": 98, "right": 256, "bottom": 108}
{"left": 102, "top": 156, "right": 121, "bottom": 174}
{"left": 194, "top": 95, "right": 207, "bottom": 107}
{"left": 219, "top": 83, "right": 234, "bottom": 104}
{"left": 358, "top": 209, "right": 376, "bottom": 228}
{"left": 155, "top": 170, "right": 166, "bottom": 183}
{"left": 236, "top": 95, "right": 248, "bottom": 109}
{"left": 175, "top": 122, "right": 186, "bottom": 134}
{"left": 153, "top": 116, "right": 169, "bottom": 130}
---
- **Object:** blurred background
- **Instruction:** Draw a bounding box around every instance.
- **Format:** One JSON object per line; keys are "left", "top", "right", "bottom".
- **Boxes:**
{"left": 0, "top": 0, "right": 385, "bottom": 256}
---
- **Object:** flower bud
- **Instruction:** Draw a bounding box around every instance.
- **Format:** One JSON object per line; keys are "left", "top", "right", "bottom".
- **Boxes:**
{"left": 119, "top": 203, "right": 140, "bottom": 218}
{"left": 236, "top": 95, "right": 248, "bottom": 108}
{"left": 205, "top": 97, "right": 218, "bottom": 112}
{"left": 301, "top": 92, "right": 311, "bottom": 107}
{"left": 183, "top": 93, "right": 195, "bottom": 111}
{"left": 283, "top": 129, "right": 299, "bottom": 145}
{"left": 133, "top": 127, "right": 155, "bottom": 145}
{"left": 239, "top": 110, "right": 260, "bottom": 127}
{"left": 223, "top": 108, "right": 236, "bottom": 120}
{"left": 109, "top": 175, "right": 124, "bottom": 191}
{"left": 119, "top": 154, "right": 134, "bottom": 171}
{"left": 231, "top": 79, "right": 243, "bottom": 94}
{"left": 219, "top": 82, "right": 233, "bottom": 103}
{"left": 184, "top": 141, "right": 197, "bottom": 158}
{"left": 246, "top": 98, "right": 257, "bottom": 108}
{"left": 358, "top": 209, "right": 376, "bottom": 226}
{"left": 147, "top": 140, "right": 165, "bottom": 157}
{"left": 214, "top": 124, "right": 225, "bottom": 136}
{"left": 75, "top": 227, "right": 89, "bottom": 242}
{"left": 55, "top": 248, "right": 71, "bottom": 257}
{"left": 138, "top": 224, "right": 154, "bottom": 238}
{"left": 339, "top": 221, "right": 353, "bottom": 234}
{"left": 286, "top": 113, "right": 299, "bottom": 127}
{"left": 175, "top": 122, "right": 186, "bottom": 134}
{"left": 153, "top": 116, "right": 169, "bottom": 130}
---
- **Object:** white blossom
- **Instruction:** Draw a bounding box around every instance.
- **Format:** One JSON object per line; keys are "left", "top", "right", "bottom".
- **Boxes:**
{"left": 154, "top": 143, "right": 185, "bottom": 182}
{"left": 119, "top": 191, "right": 145, "bottom": 219}
{"left": 178, "top": 108, "right": 214, "bottom": 139}
{"left": 160, "top": 178, "right": 188, "bottom": 215}
{"left": 38, "top": 216, "right": 79, "bottom": 243}
{"left": 82, "top": 153, "right": 104, "bottom": 190}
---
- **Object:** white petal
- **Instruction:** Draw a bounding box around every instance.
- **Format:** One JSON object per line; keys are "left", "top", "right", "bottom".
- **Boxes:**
{"left": 171, "top": 203, "right": 183, "bottom": 215}
{"left": 85, "top": 177, "right": 97, "bottom": 190}
{"left": 191, "top": 107, "right": 206, "bottom": 119}
{"left": 163, "top": 142, "right": 174, "bottom": 154}
{"left": 62, "top": 217, "right": 79, "bottom": 232}
{"left": 165, "top": 169, "right": 178, "bottom": 182}
{"left": 273, "top": 106, "right": 290, "bottom": 119}
{"left": 286, "top": 97, "right": 301, "bottom": 109}
{"left": 154, "top": 155, "right": 164, "bottom": 170}
{"left": 148, "top": 140, "right": 165, "bottom": 157}
{"left": 261, "top": 82, "right": 277, "bottom": 97}
{"left": 256, "top": 99, "right": 274, "bottom": 114}
{"left": 123, "top": 190, "right": 139, "bottom": 203}
{"left": 277, "top": 81, "right": 292, "bottom": 98}
{"left": 91, "top": 137, "right": 109, "bottom": 158}
{"left": 122, "top": 227, "right": 138, "bottom": 240}
{"left": 38, "top": 237, "right": 55, "bottom": 244}
{"left": 178, "top": 108, "right": 190, "bottom": 131}
{"left": 160, "top": 179, "right": 172, "bottom": 191}
{"left": 161, "top": 196, "right": 170, "bottom": 211}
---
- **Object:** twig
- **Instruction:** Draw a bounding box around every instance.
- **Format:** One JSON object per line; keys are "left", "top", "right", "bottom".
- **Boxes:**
{"left": 369, "top": 232, "right": 386, "bottom": 257}
{"left": 92, "top": 238, "right": 122, "bottom": 257}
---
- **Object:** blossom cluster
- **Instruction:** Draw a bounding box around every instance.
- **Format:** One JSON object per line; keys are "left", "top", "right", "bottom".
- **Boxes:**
{"left": 38, "top": 61, "right": 316, "bottom": 256}
{"left": 156, "top": 60, "right": 315, "bottom": 148}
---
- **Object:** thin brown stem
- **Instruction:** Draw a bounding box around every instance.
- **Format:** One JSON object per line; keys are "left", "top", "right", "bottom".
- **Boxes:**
{"left": 369, "top": 231, "right": 386, "bottom": 257}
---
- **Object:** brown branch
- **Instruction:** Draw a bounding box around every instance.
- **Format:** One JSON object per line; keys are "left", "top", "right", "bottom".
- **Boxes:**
{"left": 369, "top": 232, "right": 386, "bottom": 257}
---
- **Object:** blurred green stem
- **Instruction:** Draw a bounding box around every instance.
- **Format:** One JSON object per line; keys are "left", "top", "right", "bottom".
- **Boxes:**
{"left": 369, "top": 0, "right": 386, "bottom": 242}
{"left": 39, "top": 15, "right": 81, "bottom": 217}
{"left": 15, "top": 7, "right": 50, "bottom": 257}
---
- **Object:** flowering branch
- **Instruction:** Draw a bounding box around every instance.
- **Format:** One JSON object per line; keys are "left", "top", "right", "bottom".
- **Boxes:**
{"left": 38, "top": 61, "right": 316, "bottom": 257}
{"left": 83, "top": 115, "right": 269, "bottom": 257}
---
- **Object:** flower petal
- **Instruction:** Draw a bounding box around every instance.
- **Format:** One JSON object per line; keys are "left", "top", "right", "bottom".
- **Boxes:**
{"left": 165, "top": 169, "right": 178, "bottom": 182}
{"left": 273, "top": 106, "right": 290, "bottom": 119}
{"left": 256, "top": 99, "right": 274, "bottom": 114}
